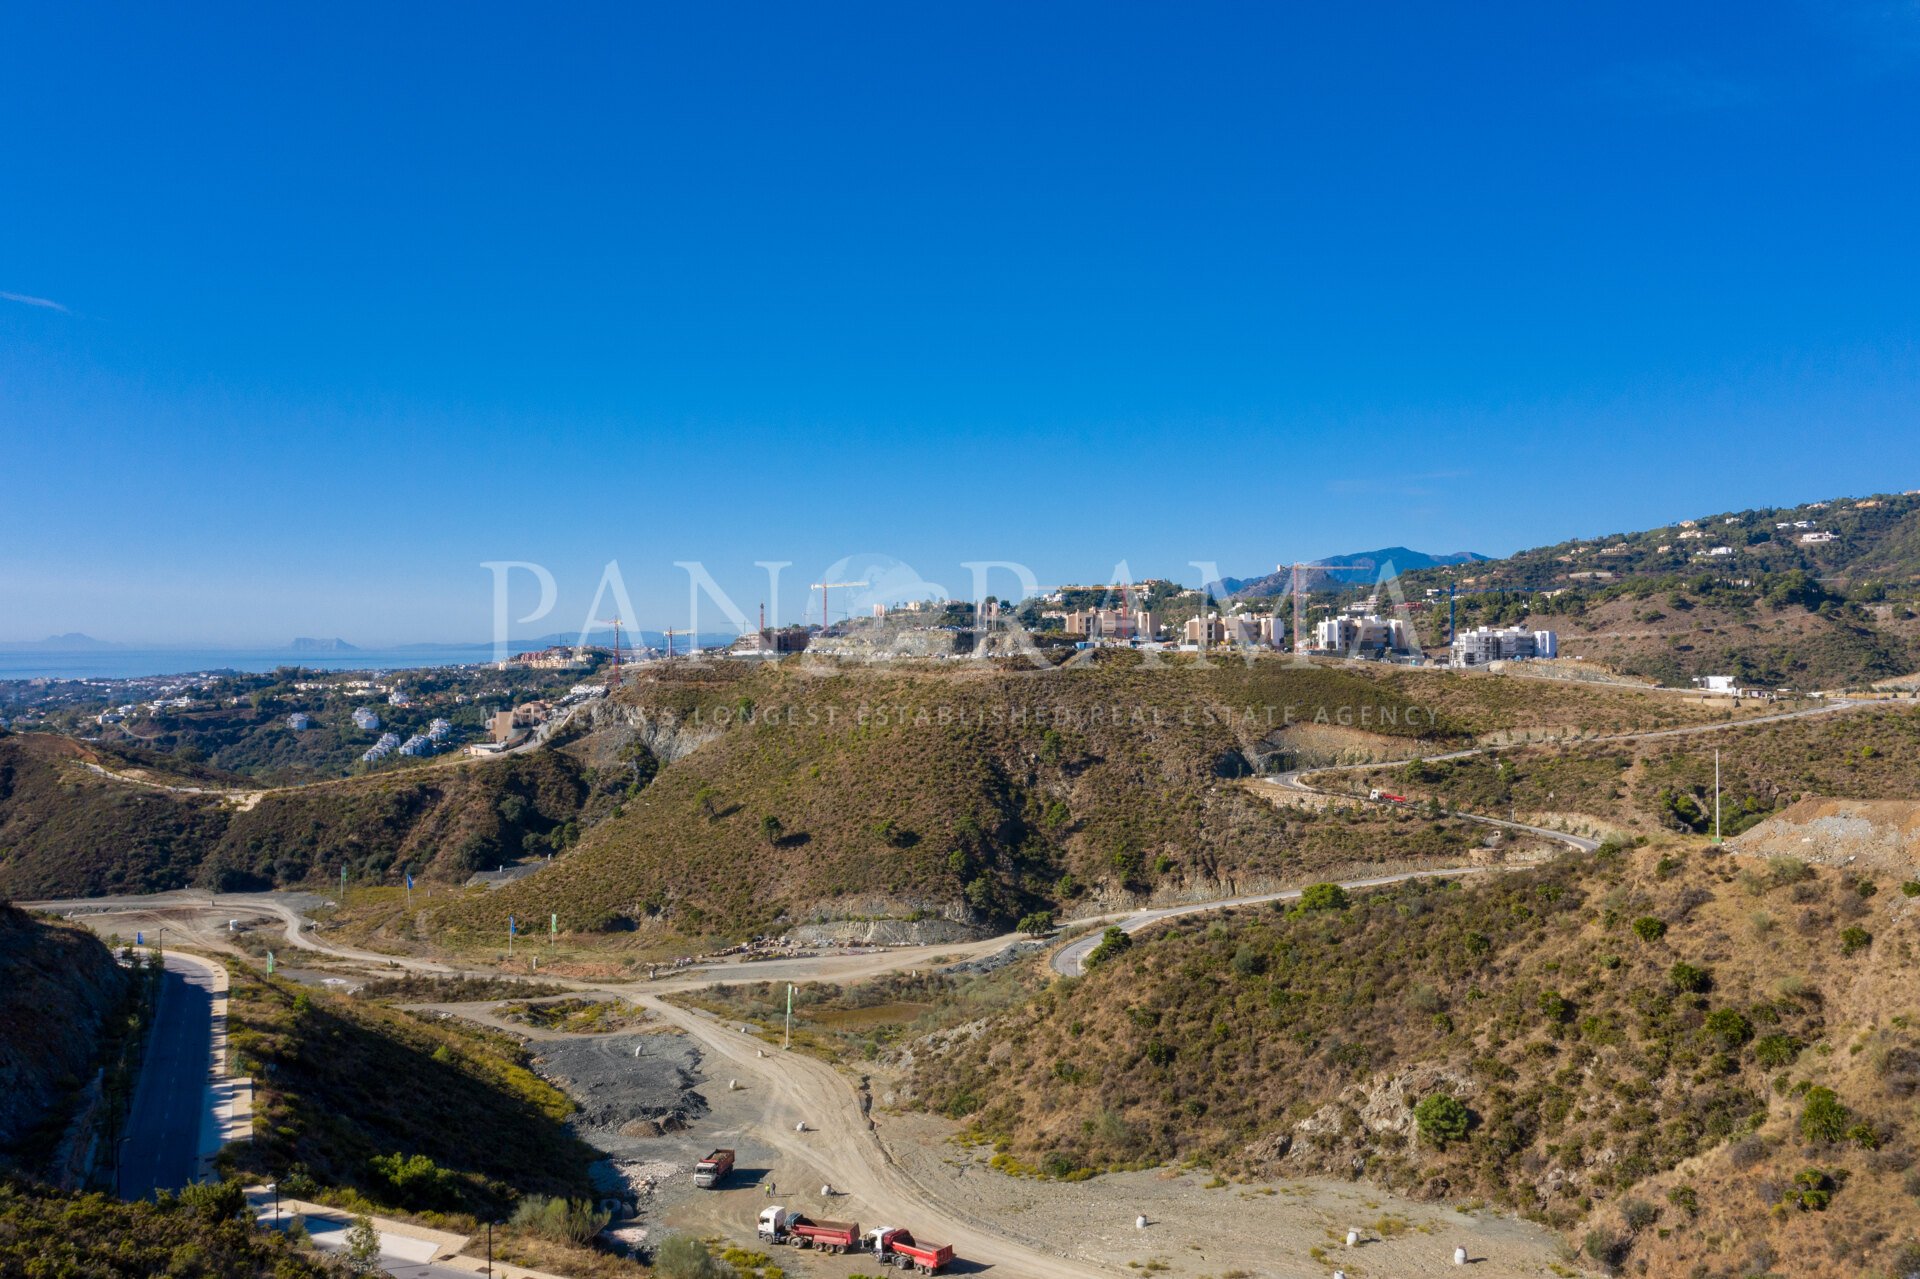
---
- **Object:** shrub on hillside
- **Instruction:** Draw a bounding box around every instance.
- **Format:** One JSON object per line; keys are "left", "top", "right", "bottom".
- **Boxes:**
{"left": 654, "top": 1233, "right": 736, "bottom": 1279}
{"left": 1084, "top": 927, "right": 1132, "bottom": 968}
{"left": 1800, "top": 1087, "right": 1851, "bottom": 1144}
{"left": 1291, "top": 882, "right": 1351, "bottom": 915}
{"left": 1413, "top": 1093, "right": 1471, "bottom": 1148}
{"left": 1630, "top": 916, "right": 1667, "bottom": 943}
{"left": 1667, "top": 962, "right": 1711, "bottom": 993}
{"left": 510, "top": 1194, "right": 611, "bottom": 1245}
{"left": 1840, "top": 925, "right": 1873, "bottom": 955}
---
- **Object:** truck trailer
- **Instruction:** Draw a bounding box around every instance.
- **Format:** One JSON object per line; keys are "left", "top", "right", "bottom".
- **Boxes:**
{"left": 692, "top": 1149, "right": 734, "bottom": 1188}
{"left": 758, "top": 1207, "right": 860, "bottom": 1254}
{"left": 867, "top": 1226, "right": 955, "bottom": 1273}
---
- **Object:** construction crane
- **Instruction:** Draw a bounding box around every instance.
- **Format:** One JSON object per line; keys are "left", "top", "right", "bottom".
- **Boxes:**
{"left": 662, "top": 627, "right": 685, "bottom": 659}
{"left": 810, "top": 580, "right": 869, "bottom": 633}
{"left": 595, "top": 617, "right": 625, "bottom": 688}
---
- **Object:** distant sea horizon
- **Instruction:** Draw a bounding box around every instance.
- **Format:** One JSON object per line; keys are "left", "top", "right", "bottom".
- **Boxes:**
{"left": 0, "top": 645, "right": 510, "bottom": 682}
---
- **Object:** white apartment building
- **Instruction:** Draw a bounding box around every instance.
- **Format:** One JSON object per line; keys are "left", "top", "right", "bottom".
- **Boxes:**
{"left": 1451, "top": 625, "right": 1558, "bottom": 666}
{"left": 1313, "top": 614, "right": 1413, "bottom": 654}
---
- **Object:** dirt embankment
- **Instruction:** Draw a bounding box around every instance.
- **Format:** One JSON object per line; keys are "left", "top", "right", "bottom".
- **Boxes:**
{"left": 1731, "top": 798, "right": 1920, "bottom": 877}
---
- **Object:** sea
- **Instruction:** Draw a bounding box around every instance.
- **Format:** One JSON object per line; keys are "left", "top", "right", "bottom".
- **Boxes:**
{"left": 0, "top": 646, "right": 507, "bottom": 682}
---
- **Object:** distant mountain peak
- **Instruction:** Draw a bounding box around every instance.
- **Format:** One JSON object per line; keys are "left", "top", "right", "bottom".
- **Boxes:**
{"left": 1217, "top": 548, "right": 1488, "bottom": 598}
{"left": 290, "top": 637, "right": 358, "bottom": 652}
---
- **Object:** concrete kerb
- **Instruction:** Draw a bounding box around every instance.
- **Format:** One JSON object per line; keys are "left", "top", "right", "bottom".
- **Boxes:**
{"left": 245, "top": 1188, "right": 471, "bottom": 1260}
{"left": 243, "top": 1188, "right": 577, "bottom": 1278}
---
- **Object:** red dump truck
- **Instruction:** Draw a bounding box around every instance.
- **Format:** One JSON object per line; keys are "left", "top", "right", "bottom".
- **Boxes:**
{"left": 692, "top": 1149, "right": 734, "bottom": 1188}
{"left": 757, "top": 1207, "right": 859, "bottom": 1253}
{"left": 867, "top": 1226, "right": 955, "bottom": 1273}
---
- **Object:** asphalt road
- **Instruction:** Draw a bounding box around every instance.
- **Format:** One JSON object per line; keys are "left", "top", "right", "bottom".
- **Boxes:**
{"left": 120, "top": 953, "right": 218, "bottom": 1199}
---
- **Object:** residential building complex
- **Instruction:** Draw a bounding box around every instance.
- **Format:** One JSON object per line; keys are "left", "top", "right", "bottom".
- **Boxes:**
{"left": 1312, "top": 614, "right": 1414, "bottom": 655}
{"left": 1451, "top": 625, "right": 1558, "bottom": 666}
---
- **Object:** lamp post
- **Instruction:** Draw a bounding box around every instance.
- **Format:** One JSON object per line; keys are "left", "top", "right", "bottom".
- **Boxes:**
{"left": 270, "top": 1181, "right": 279, "bottom": 1226}
{"left": 485, "top": 1219, "right": 495, "bottom": 1276}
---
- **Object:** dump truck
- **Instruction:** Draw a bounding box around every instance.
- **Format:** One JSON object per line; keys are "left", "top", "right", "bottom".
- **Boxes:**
{"left": 692, "top": 1149, "right": 734, "bottom": 1188}
{"left": 758, "top": 1207, "right": 860, "bottom": 1253}
{"left": 1368, "top": 789, "right": 1409, "bottom": 803}
{"left": 868, "top": 1226, "right": 955, "bottom": 1273}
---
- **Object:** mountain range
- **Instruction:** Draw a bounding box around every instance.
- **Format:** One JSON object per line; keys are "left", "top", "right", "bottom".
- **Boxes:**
{"left": 1215, "top": 547, "right": 1490, "bottom": 598}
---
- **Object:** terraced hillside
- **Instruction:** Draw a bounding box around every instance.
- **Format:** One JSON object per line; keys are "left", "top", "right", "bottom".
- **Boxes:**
{"left": 910, "top": 843, "right": 1920, "bottom": 1278}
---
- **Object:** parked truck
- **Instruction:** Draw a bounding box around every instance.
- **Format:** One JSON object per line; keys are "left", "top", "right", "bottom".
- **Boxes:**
{"left": 692, "top": 1149, "right": 734, "bottom": 1188}
{"left": 758, "top": 1207, "right": 860, "bottom": 1253}
{"left": 867, "top": 1226, "right": 955, "bottom": 1273}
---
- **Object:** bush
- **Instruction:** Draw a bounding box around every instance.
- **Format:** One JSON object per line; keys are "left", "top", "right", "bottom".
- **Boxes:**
{"left": 1621, "top": 1198, "right": 1659, "bottom": 1231}
{"left": 177, "top": 1179, "right": 247, "bottom": 1222}
{"left": 367, "top": 1151, "right": 460, "bottom": 1211}
{"left": 1630, "top": 916, "right": 1667, "bottom": 943}
{"left": 1293, "top": 883, "right": 1352, "bottom": 914}
{"left": 1016, "top": 911, "right": 1055, "bottom": 937}
{"left": 654, "top": 1234, "right": 736, "bottom": 1279}
{"left": 1785, "top": 1167, "right": 1835, "bottom": 1211}
{"left": 1703, "top": 1008, "right": 1753, "bottom": 1047}
{"left": 1841, "top": 925, "right": 1873, "bottom": 956}
{"left": 1583, "top": 1227, "right": 1627, "bottom": 1269}
{"left": 345, "top": 1216, "right": 383, "bottom": 1274}
{"left": 1801, "top": 1087, "right": 1851, "bottom": 1144}
{"left": 1753, "top": 1034, "right": 1802, "bottom": 1069}
{"left": 1230, "top": 945, "right": 1269, "bottom": 978}
{"left": 1667, "top": 962, "right": 1711, "bottom": 993}
{"left": 510, "top": 1195, "right": 611, "bottom": 1245}
{"left": 1084, "top": 927, "right": 1133, "bottom": 968}
{"left": 1413, "top": 1093, "right": 1471, "bottom": 1148}
{"left": 1901, "top": 881, "right": 1920, "bottom": 898}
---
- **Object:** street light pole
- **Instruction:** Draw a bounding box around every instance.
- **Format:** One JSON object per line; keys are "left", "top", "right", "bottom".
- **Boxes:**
{"left": 1714, "top": 749, "right": 1722, "bottom": 843}
{"left": 486, "top": 1220, "right": 494, "bottom": 1277}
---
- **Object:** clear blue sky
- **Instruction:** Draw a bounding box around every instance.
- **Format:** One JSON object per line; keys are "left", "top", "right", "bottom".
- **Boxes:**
{"left": 3, "top": 3, "right": 1917, "bottom": 644}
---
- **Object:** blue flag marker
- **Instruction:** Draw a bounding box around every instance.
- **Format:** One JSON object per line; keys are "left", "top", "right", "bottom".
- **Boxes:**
{"left": 136, "top": 930, "right": 144, "bottom": 947}
{"left": 405, "top": 872, "right": 414, "bottom": 891}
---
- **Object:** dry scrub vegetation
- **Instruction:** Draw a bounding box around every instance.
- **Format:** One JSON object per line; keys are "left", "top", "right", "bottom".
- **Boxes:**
{"left": 1345, "top": 703, "right": 1920, "bottom": 839}
{"left": 908, "top": 844, "right": 1920, "bottom": 1277}
{"left": 410, "top": 656, "right": 1740, "bottom": 948}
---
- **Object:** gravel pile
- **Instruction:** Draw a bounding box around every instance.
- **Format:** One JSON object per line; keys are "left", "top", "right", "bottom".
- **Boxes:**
{"left": 530, "top": 1034, "right": 708, "bottom": 1137}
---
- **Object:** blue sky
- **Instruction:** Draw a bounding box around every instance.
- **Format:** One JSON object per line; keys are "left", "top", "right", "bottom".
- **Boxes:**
{"left": 3, "top": 3, "right": 1918, "bottom": 644}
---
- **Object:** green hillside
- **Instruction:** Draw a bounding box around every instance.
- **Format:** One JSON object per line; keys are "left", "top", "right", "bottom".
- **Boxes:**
{"left": 406, "top": 655, "right": 1623, "bottom": 945}
{"left": 0, "top": 904, "right": 133, "bottom": 1176}
{"left": 1386, "top": 491, "right": 1920, "bottom": 688}
{"left": 224, "top": 966, "right": 599, "bottom": 1219}
{"left": 0, "top": 733, "right": 631, "bottom": 898}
